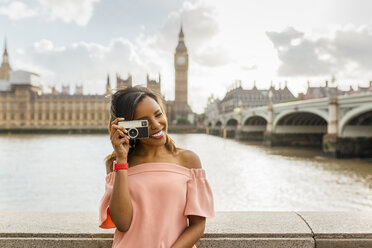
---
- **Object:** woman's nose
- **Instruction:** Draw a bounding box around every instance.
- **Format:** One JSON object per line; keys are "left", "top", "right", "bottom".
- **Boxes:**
{"left": 150, "top": 119, "right": 162, "bottom": 130}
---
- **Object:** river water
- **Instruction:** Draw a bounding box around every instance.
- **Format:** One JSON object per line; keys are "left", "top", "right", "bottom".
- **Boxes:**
{"left": 0, "top": 133, "right": 371, "bottom": 212}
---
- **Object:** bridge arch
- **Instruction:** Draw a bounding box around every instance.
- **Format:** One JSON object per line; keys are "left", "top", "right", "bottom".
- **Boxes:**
{"left": 339, "top": 105, "right": 372, "bottom": 137}
{"left": 242, "top": 113, "right": 268, "bottom": 124}
{"left": 273, "top": 109, "right": 328, "bottom": 130}
{"left": 225, "top": 118, "right": 239, "bottom": 127}
{"left": 243, "top": 116, "right": 268, "bottom": 125}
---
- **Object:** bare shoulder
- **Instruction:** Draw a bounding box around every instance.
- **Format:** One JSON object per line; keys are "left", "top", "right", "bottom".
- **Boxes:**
{"left": 178, "top": 148, "right": 202, "bottom": 169}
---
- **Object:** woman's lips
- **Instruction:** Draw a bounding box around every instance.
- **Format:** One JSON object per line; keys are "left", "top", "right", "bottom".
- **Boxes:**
{"left": 150, "top": 129, "right": 164, "bottom": 139}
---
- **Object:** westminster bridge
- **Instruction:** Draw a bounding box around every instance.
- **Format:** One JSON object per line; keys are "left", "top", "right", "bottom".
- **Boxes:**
{"left": 205, "top": 93, "right": 372, "bottom": 158}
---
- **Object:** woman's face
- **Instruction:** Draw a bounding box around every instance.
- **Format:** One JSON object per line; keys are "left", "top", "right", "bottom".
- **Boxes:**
{"left": 133, "top": 96, "right": 167, "bottom": 146}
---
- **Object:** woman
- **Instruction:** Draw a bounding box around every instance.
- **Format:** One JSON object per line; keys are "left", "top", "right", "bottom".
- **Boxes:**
{"left": 99, "top": 86, "right": 215, "bottom": 248}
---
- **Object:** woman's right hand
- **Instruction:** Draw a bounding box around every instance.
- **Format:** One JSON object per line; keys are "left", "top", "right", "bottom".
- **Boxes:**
{"left": 110, "top": 117, "right": 130, "bottom": 161}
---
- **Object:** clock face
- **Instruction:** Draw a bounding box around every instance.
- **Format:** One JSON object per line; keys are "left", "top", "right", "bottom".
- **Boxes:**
{"left": 177, "top": 55, "right": 186, "bottom": 65}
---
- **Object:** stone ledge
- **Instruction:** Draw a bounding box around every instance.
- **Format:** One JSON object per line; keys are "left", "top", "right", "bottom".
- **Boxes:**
{"left": 0, "top": 211, "right": 371, "bottom": 248}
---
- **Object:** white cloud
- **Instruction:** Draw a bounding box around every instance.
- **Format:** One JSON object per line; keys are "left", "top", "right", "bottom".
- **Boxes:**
{"left": 0, "top": 1, "right": 37, "bottom": 20}
{"left": 38, "top": 0, "right": 100, "bottom": 26}
{"left": 266, "top": 25, "right": 372, "bottom": 79}
{"left": 133, "top": 0, "right": 233, "bottom": 111}
{"left": 139, "top": 0, "right": 226, "bottom": 68}
{"left": 13, "top": 38, "right": 142, "bottom": 94}
{"left": 0, "top": 0, "right": 99, "bottom": 25}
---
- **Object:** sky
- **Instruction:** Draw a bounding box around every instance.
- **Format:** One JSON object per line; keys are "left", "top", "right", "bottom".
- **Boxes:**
{"left": 1, "top": 0, "right": 372, "bottom": 113}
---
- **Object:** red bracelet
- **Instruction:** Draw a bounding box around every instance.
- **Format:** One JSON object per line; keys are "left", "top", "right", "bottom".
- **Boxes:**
{"left": 113, "top": 161, "right": 129, "bottom": 171}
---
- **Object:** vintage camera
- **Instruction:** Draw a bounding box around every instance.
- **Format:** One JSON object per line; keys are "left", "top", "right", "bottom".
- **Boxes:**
{"left": 118, "top": 120, "right": 149, "bottom": 139}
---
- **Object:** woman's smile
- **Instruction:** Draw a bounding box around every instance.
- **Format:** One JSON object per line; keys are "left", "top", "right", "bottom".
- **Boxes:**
{"left": 150, "top": 128, "right": 165, "bottom": 139}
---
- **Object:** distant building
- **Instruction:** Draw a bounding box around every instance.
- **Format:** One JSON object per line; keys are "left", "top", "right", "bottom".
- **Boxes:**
{"left": 209, "top": 81, "right": 295, "bottom": 114}
{"left": 204, "top": 94, "right": 221, "bottom": 126}
{"left": 0, "top": 43, "right": 110, "bottom": 130}
{"left": 146, "top": 73, "right": 163, "bottom": 101}
{"left": 116, "top": 73, "right": 132, "bottom": 90}
{"left": 303, "top": 80, "right": 372, "bottom": 100}
{"left": 0, "top": 27, "right": 201, "bottom": 129}
{"left": 116, "top": 27, "right": 194, "bottom": 125}
{"left": 0, "top": 39, "right": 11, "bottom": 81}
{"left": 164, "top": 26, "right": 193, "bottom": 125}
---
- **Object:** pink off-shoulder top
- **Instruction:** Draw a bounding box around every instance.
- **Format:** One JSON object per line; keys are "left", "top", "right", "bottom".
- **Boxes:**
{"left": 98, "top": 162, "right": 215, "bottom": 248}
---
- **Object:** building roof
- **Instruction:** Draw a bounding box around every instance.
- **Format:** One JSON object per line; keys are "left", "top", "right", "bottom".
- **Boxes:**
{"left": 176, "top": 41, "right": 187, "bottom": 52}
{"left": 0, "top": 80, "right": 11, "bottom": 91}
{"left": 0, "top": 70, "right": 41, "bottom": 92}
{"left": 9, "top": 70, "right": 40, "bottom": 85}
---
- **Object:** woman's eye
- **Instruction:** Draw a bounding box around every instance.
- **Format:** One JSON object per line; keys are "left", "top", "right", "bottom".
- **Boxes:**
{"left": 156, "top": 113, "right": 162, "bottom": 117}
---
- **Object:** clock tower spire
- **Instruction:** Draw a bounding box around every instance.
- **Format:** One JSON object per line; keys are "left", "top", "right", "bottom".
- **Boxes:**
{"left": 174, "top": 26, "right": 188, "bottom": 104}
{"left": 0, "top": 37, "right": 11, "bottom": 80}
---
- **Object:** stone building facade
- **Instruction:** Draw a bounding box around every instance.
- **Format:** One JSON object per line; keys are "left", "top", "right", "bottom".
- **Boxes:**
{"left": 0, "top": 69, "right": 111, "bottom": 130}
{"left": 164, "top": 27, "right": 193, "bottom": 125}
{"left": 302, "top": 80, "right": 372, "bottom": 100}
{"left": 211, "top": 81, "right": 295, "bottom": 114}
{"left": 0, "top": 42, "right": 112, "bottom": 130}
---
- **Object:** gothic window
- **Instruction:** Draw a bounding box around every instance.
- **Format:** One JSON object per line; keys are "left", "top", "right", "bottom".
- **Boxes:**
{"left": 54, "top": 113, "right": 57, "bottom": 120}
{"left": 46, "top": 113, "right": 49, "bottom": 120}
{"left": 38, "top": 113, "right": 42, "bottom": 120}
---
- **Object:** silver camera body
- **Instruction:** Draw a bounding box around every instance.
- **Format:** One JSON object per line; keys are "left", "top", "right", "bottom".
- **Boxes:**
{"left": 118, "top": 120, "right": 149, "bottom": 139}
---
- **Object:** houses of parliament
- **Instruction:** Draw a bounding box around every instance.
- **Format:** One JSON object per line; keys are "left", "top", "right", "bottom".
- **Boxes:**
{"left": 0, "top": 28, "right": 193, "bottom": 130}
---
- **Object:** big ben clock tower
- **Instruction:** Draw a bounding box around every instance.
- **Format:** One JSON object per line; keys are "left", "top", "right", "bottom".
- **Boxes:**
{"left": 174, "top": 27, "right": 188, "bottom": 104}
{"left": 165, "top": 26, "right": 193, "bottom": 125}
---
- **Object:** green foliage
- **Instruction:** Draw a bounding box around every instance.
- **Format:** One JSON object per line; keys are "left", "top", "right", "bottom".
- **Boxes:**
{"left": 177, "top": 117, "right": 190, "bottom": 125}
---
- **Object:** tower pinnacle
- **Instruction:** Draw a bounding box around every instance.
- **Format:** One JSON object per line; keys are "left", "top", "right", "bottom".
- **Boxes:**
{"left": 179, "top": 26, "right": 184, "bottom": 41}
{"left": 0, "top": 36, "right": 11, "bottom": 80}
{"left": 176, "top": 26, "right": 187, "bottom": 52}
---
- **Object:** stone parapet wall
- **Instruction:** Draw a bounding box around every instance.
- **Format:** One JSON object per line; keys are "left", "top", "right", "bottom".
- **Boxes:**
{"left": 1, "top": 211, "right": 371, "bottom": 247}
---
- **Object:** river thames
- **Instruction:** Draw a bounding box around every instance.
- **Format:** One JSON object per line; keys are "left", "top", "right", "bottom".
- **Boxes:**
{"left": 0, "top": 133, "right": 371, "bottom": 212}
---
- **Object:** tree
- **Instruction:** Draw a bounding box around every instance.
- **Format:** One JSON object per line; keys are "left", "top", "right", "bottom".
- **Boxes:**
{"left": 177, "top": 117, "right": 190, "bottom": 125}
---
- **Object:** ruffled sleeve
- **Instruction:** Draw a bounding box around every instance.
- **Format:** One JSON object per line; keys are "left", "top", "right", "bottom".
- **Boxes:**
{"left": 99, "top": 172, "right": 116, "bottom": 229}
{"left": 184, "top": 168, "right": 215, "bottom": 218}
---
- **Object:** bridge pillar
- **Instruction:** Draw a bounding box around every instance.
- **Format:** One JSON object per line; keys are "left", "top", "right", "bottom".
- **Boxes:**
{"left": 264, "top": 104, "right": 274, "bottom": 146}
{"left": 323, "top": 95, "right": 339, "bottom": 157}
{"left": 235, "top": 123, "right": 244, "bottom": 140}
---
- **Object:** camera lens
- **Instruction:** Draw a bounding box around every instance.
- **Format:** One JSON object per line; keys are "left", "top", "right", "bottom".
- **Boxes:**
{"left": 128, "top": 128, "right": 138, "bottom": 139}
